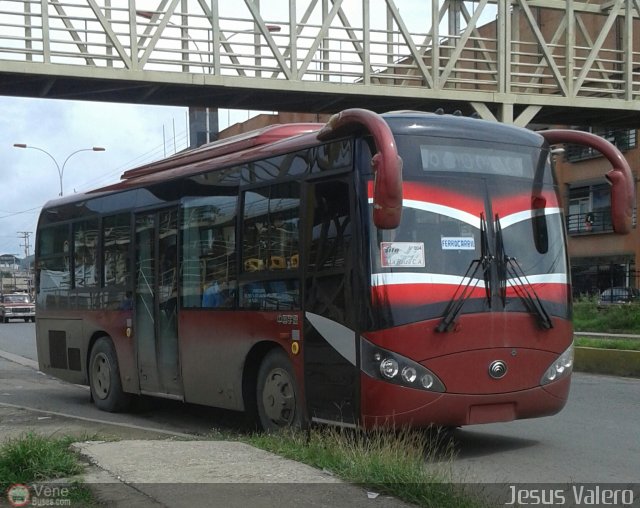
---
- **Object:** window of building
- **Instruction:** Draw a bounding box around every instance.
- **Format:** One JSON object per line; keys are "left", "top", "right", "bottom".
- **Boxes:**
{"left": 567, "top": 183, "right": 612, "bottom": 234}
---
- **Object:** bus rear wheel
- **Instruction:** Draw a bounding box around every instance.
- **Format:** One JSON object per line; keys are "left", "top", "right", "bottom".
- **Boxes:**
{"left": 256, "top": 349, "right": 302, "bottom": 431}
{"left": 89, "top": 337, "right": 130, "bottom": 412}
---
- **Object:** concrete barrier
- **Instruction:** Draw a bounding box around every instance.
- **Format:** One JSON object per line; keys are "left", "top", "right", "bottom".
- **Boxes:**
{"left": 574, "top": 347, "right": 640, "bottom": 378}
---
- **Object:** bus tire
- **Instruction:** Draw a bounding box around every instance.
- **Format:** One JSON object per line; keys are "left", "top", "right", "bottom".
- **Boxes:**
{"left": 256, "top": 349, "right": 302, "bottom": 431}
{"left": 89, "top": 337, "right": 130, "bottom": 412}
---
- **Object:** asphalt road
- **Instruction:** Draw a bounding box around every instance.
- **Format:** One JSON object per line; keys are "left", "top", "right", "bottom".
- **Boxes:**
{"left": 0, "top": 321, "right": 38, "bottom": 360}
{"left": 1, "top": 323, "right": 639, "bottom": 486}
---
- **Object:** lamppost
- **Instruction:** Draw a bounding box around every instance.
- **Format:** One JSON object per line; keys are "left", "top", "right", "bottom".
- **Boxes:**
{"left": 13, "top": 144, "right": 105, "bottom": 197}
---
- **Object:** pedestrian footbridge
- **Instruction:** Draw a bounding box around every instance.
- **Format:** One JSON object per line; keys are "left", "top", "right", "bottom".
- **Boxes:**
{"left": 1, "top": 0, "right": 639, "bottom": 126}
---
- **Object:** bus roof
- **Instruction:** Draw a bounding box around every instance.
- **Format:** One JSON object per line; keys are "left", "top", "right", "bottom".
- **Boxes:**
{"left": 119, "top": 112, "right": 541, "bottom": 187}
{"left": 40, "top": 110, "right": 544, "bottom": 211}
{"left": 121, "top": 122, "right": 324, "bottom": 181}
{"left": 380, "top": 111, "right": 544, "bottom": 147}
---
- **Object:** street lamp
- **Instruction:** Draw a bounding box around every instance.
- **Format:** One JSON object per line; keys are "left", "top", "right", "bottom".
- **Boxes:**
{"left": 13, "top": 144, "right": 105, "bottom": 197}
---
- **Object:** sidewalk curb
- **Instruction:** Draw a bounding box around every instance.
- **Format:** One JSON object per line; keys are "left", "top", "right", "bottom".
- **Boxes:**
{"left": 574, "top": 347, "right": 640, "bottom": 378}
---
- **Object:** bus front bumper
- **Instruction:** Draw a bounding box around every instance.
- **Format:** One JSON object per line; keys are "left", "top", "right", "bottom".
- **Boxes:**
{"left": 360, "top": 374, "right": 570, "bottom": 429}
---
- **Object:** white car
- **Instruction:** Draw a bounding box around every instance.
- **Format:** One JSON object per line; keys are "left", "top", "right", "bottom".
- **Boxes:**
{"left": 0, "top": 293, "right": 36, "bottom": 323}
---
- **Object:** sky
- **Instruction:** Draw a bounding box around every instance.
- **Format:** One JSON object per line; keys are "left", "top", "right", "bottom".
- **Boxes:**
{"left": 0, "top": 96, "right": 193, "bottom": 258}
{"left": 0, "top": 96, "right": 268, "bottom": 259}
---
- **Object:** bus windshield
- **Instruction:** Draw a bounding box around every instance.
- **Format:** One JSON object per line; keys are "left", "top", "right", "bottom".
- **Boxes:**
{"left": 369, "top": 134, "right": 567, "bottom": 327}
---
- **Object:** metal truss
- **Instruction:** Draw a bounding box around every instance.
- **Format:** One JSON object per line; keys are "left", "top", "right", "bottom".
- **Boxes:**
{"left": 1, "top": 0, "right": 640, "bottom": 125}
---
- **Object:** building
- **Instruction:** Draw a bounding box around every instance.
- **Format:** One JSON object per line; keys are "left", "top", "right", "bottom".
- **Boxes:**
{"left": 554, "top": 128, "right": 639, "bottom": 296}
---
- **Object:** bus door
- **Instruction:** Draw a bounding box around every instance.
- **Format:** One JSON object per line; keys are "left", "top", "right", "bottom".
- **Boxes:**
{"left": 134, "top": 208, "right": 183, "bottom": 399}
{"left": 303, "top": 177, "right": 359, "bottom": 427}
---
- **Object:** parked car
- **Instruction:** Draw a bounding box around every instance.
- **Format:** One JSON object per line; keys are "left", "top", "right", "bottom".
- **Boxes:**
{"left": 598, "top": 287, "right": 640, "bottom": 306}
{"left": 0, "top": 293, "right": 35, "bottom": 322}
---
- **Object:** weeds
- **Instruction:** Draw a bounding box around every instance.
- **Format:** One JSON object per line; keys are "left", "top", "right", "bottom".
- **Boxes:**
{"left": 0, "top": 433, "right": 94, "bottom": 505}
{"left": 247, "top": 426, "right": 486, "bottom": 508}
{"left": 573, "top": 298, "right": 640, "bottom": 334}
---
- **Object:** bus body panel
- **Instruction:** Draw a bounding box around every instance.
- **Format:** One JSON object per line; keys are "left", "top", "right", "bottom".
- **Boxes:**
{"left": 360, "top": 374, "right": 570, "bottom": 428}
{"left": 36, "top": 311, "right": 139, "bottom": 393}
{"left": 178, "top": 310, "right": 303, "bottom": 410}
{"left": 35, "top": 317, "right": 86, "bottom": 385}
{"left": 362, "top": 315, "right": 573, "bottom": 363}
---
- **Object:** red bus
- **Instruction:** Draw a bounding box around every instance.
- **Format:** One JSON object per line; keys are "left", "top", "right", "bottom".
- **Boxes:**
{"left": 35, "top": 109, "right": 634, "bottom": 430}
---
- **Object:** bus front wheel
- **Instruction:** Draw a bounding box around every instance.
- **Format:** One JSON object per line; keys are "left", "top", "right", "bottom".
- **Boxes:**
{"left": 256, "top": 349, "right": 302, "bottom": 431}
{"left": 89, "top": 337, "right": 130, "bottom": 412}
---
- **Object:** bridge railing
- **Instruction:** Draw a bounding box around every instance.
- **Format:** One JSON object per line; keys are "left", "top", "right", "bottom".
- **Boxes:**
{"left": 1, "top": 0, "right": 639, "bottom": 106}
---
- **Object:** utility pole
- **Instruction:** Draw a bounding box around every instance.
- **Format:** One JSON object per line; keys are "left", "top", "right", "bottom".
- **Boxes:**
{"left": 18, "top": 231, "right": 31, "bottom": 260}
{"left": 18, "top": 232, "right": 32, "bottom": 295}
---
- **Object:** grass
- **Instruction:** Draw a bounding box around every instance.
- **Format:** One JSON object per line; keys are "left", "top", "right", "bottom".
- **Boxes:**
{"left": 0, "top": 433, "right": 94, "bottom": 505}
{"left": 246, "top": 427, "right": 487, "bottom": 508}
{"left": 573, "top": 298, "right": 640, "bottom": 334}
{"left": 572, "top": 298, "right": 640, "bottom": 350}
{"left": 574, "top": 336, "right": 640, "bottom": 351}
{"left": 1, "top": 429, "right": 486, "bottom": 507}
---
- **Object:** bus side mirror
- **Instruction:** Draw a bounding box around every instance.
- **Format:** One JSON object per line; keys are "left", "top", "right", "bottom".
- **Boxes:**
{"left": 540, "top": 129, "right": 635, "bottom": 234}
{"left": 531, "top": 196, "right": 548, "bottom": 254}
{"left": 607, "top": 169, "right": 632, "bottom": 234}
{"left": 371, "top": 150, "right": 403, "bottom": 229}
{"left": 318, "top": 109, "right": 403, "bottom": 229}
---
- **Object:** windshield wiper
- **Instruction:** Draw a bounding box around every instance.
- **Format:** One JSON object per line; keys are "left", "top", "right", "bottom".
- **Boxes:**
{"left": 495, "top": 215, "right": 553, "bottom": 330}
{"left": 436, "top": 214, "right": 492, "bottom": 332}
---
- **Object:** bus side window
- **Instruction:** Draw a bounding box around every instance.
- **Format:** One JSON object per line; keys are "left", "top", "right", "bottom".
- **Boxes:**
{"left": 36, "top": 224, "right": 72, "bottom": 309}
{"left": 241, "top": 183, "right": 301, "bottom": 275}
{"left": 73, "top": 219, "right": 99, "bottom": 291}
{"left": 103, "top": 214, "right": 131, "bottom": 310}
{"left": 181, "top": 195, "right": 238, "bottom": 309}
{"left": 240, "top": 182, "right": 301, "bottom": 310}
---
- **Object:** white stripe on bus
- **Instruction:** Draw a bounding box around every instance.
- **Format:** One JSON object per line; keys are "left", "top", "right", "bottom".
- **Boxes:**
{"left": 371, "top": 272, "right": 567, "bottom": 287}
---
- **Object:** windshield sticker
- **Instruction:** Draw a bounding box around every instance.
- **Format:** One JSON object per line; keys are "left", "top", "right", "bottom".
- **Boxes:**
{"left": 441, "top": 237, "right": 476, "bottom": 250}
{"left": 381, "top": 242, "right": 425, "bottom": 268}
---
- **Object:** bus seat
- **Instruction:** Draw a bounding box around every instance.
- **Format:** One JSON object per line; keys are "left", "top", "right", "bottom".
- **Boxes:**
{"left": 269, "top": 256, "right": 287, "bottom": 270}
{"left": 244, "top": 258, "right": 265, "bottom": 271}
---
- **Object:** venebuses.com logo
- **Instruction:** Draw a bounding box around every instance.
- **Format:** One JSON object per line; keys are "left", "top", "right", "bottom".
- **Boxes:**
{"left": 6, "top": 484, "right": 30, "bottom": 507}
{"left": 6, "top": 483, "right": 71, "bottom": 507}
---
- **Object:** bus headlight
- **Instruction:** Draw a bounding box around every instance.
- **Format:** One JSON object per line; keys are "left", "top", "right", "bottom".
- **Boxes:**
{"left": 361, "top": 338, "right": 445, "bottom": 392}
{"left": 402, "top": 366, "right": 417, "bottom": 384}
{"left": 541, "top": 344, "right": 574, "bottom": 385}
{"left": 380, "top": 358, "right": 399, "bottom": 379}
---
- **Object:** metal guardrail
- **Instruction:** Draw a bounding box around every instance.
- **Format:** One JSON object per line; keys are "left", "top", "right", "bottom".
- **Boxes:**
{"left": 566, "top": 209, "right": 613, "bottom": 235}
